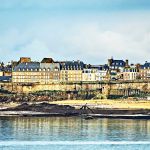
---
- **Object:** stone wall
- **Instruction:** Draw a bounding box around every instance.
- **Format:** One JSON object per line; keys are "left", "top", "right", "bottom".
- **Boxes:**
{"left": 0, "top": 81, "right": 150, "bottom": 96}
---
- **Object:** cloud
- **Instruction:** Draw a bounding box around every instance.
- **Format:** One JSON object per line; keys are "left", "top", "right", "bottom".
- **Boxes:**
{"left": 0, "top": 4, "right": 150, "bottom": 65}
{"left": 60, "top": 21, "right": 150, "bottom": 64}
{"left": 0, "top": 18, "right": 150, "bottom": 65}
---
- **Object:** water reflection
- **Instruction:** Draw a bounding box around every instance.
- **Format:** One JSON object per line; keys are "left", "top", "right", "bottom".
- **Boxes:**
{"left": 0, "top": 117, "right": 150, "bottom": 141}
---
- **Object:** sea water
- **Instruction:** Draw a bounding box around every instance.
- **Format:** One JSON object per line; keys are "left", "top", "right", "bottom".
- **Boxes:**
{"left": 0, "top": 117, "right": 150, "bottom": 150}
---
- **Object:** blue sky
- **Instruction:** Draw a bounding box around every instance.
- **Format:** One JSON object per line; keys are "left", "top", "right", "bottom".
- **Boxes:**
{"left": 0, "top": 0, "right": 150, "bottom": 64}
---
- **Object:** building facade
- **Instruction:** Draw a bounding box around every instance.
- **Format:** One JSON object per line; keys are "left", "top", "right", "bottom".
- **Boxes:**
{"left": 123, "top": 66, "right": 138, "bottom": 80}
{"left": 108, "top": 58, "right": 127, "bottom": 70}
{"left": 60, "top": 61, "right": 84, "bottom": 82}
{"left": 12, "top": 61, "right": 60, "bottom": 84}
{"left": 139, "top": 62, "right": 150, "bottom": 80}
{"left": 82, "top": 68, "right": 97, "bottom": 81}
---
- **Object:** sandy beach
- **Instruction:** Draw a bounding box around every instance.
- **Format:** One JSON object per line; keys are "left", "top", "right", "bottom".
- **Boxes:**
{"left": 49, "top": 99, "right": 150, "bottom": 109}
{"left": 0, "top": 99, "right": 150, "bottom": 119}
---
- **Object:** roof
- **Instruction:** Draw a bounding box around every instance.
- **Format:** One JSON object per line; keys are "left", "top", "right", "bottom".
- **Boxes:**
{"left": 0, "top": 76, "right": 11, "bottom": 81}
{"left": 140, "top": 62, "right": 150, "bottom": 69}
{"left": 13, "top": 62, "right": 40, "bottom": 71}
{"left": 41, "top": 58, "right": 54, "bottom": 63}
{"left": 0, "top": 66, "right": 12, "bottom": 72}
{"left": 111, "top": 60, "right": 125, "bottom": 67}
{"left": 13, "top": 62, "right": 60, "bottom": 71}
{"left": 40, "top": 63, "right": 60, "bottom": 70}
{"left": 60, "top": 61, "right": 85, "bottom": 70}
{"left": 90, "top": 64, "right": 109, "bottom": 70}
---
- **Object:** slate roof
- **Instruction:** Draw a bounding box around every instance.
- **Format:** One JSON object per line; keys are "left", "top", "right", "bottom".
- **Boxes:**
{"left": 110, "top": 60, "right": 125, "bottom": 67}
{"left": 60, "top": 61, "right": 85, "bottom": 70}
{"left": 13, "top": 62, "right": 40, "bottom": 71}
{"left": 0, "top": 66, "right": 12, "bottom": 72}
{"left": 90, "top": 64, "right": 109, "bottom": 70}
{"left": 0, "top": 76, "right": 11, "bottom": 81}
{"left": 140, "top": 62, "right": 150, "bottom": 69}
{"left": 13, "top": 62, "right": 60, "bottom": 71}
{"left": 40, "top": 63, "right": 60, "bottom": 70}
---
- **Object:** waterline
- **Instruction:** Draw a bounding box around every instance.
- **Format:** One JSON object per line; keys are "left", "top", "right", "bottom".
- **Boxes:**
{"left": 0, "top": 141, "right": 150, "bottom": 146}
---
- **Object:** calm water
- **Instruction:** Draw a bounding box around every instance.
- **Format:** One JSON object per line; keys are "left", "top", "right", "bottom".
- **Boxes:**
{"left": 0, "top": 117, "right": 150, "bottom": 150}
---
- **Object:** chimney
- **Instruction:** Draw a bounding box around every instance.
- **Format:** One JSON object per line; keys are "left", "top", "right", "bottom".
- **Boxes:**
{"left": 125, "top": 59, "right": 129, "bottom": 67}
{"left": 108, "top": 58, "right": 113, "bottom": 66}
{"left": 19, "top": 57, "right": 31, "bottom": 63}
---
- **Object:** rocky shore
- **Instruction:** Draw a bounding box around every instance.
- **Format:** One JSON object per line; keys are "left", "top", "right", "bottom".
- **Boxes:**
{"left": 0, "top": 102, "right": 150, "bottom": 119}
{"left": 1, "top": 92, "right": 150, "bottom": 119}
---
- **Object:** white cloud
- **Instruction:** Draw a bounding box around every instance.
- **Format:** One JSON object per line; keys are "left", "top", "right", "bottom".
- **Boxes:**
{"left": 17, "top": 39, "right": 53, "bottom": 61}
{"left": 0, "top": 17, "right": 150, "bottom": 64}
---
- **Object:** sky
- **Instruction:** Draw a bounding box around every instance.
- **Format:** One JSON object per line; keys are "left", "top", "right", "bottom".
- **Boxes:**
{"left": 0, "top": 0, "right": 150, "bottom": 64}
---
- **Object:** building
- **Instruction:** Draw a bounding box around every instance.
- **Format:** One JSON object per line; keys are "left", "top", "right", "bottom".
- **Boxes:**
{"left": 107, "top": 58, "right": 129, "bottom": 80}
{"left": 0, "top": 68, "right": 3, "bottom": 76}
{"left": 0, "top": 62, "right": 12, "bottom": 81}
{"left": 94, "top": 65, "right": 108, "bottom": 81}
{"left": 82, "top": 68, "right": 97, "bottom": 81}
{"left": 0, "top": 76, "right": 11, "bottom": 82}
{"left": 83, "top": 65, "right": 108, "bottom": 81}
{"left": 3, "top": 65, "right": 12, "bottom": 76}
{"left": 60, "top": 61, "right": 85, "bottom": 82}
{"left": 12, "top": 58, "right": 60, "bottom": 84}
{"left": 82, "top": 64, "right": 109, "bottom": 81}
{"left": 123, "top": 65, "right": 139, "bottom": 80}
{"left": 107, "top": 57, "right": 128, "bottom": 71}
{"left": 139, "top": 62, "right": 150, "bottom": 80}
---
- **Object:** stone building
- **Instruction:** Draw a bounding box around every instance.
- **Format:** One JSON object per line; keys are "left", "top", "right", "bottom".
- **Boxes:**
{"left": 12, "top": 59, "right": 60, "bottom": 84}
{"left": 108, "top": 58, "right": 127, "bottom": 70}
{"left": 82, "top": 68, "right": 97, "bottom": 81}
{"left": 107, "top": 58, "right": 129, "bottom": 80}
{"left": 0, "top": 68, "right": 3, "bottom": 76}
{"left": 0, "top": 62, "right": 12, "bottom": 82}
{"left": 82, "top": 65, "right": 108, "bottom": 81}
{"left": 123, "top": 65, "right": 139, "bottom": 81}
{"left": 139, "top": 62, "right": 150, "bottom": 80}
{"left": 60, "top": 61, "right": 85, "bottom": 82}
